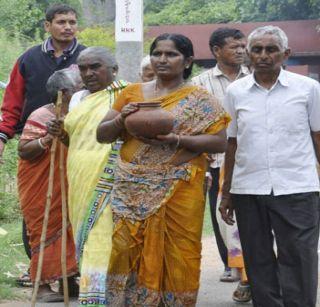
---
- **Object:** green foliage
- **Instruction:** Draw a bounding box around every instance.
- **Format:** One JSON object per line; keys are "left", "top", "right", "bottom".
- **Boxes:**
{"left": 0, "top": 30, "right": 27, "bottom": 81}
{"left": 236, "top": 0, "right": 320, "bottom": 22}
{"left": 144, "top": 0, "right": 320, "bottom": 25}
{"left": 77, "top": 26, "right": 115, "bottom": 51}
{"left": 0, "top": 0, "right": 43, "bottom": 39}
{"left": 0, "top": 0, "right": 82, "bottom": 39}
{"left": 144, "top": 0, "right": 239, "bottom": 25}
{"left": 0, "top": 138, "right": 20, "bottom": 221}
{"left": 0, "top": 220, "right": 29, "bottom": 300}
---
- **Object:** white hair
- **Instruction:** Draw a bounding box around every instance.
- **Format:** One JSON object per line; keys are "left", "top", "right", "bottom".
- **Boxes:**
{"left": 46, "top": 67, "right": 81, "bottom": 102}
{"left": 140, "top": 55, "right": 151, "bottom": 74}
{"left": 77, "top": 46, "right": 118, "bottom": 70}
{"left": 247, "top": 26, "right": 289, "bottom": 52}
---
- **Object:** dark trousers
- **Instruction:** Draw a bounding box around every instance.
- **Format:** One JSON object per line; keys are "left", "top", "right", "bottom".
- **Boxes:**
{"left": 208, "top": 167, "right": 228, "bottom": 268}
{"left": 232, "top": 192, "right": 320, "bottom": 307}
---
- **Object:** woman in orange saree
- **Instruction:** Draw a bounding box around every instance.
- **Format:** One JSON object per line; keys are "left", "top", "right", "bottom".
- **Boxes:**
{"left": 97, "top": 33, "right": 230, "bottom": 306}
{"left": 17, "top": 69, "right": 79, "bottom": 302}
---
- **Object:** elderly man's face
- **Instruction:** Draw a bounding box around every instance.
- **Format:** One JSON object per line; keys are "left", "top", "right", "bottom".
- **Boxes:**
{"left": 249, "top": 34, "right": 290, "bottom": 74}
{"left": 78, "top": 56, "right": 115, "bottom": 93}
{"left": 141, "top": 64, "right": 155, "bottom": 82}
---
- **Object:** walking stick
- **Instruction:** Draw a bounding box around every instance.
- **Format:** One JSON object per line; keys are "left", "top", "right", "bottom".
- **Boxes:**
{"left": 58, "top": 93, "right": 70, "bottom": 306}
{"left": 31, "top": 91, "right": 69, "bottom": 306}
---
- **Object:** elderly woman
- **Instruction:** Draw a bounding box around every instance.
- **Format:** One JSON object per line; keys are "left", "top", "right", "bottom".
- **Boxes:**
{"left": 47, "top": 47, "right": 127, "bottom": 306}
{"left": 97, "top": 33, "right": 230, "bottom": 306}
{"left": 139, "top": 55, "right": 156, "bottom": 82}
{"left": 17, "top": 68, "right": 80, "bottom": 302}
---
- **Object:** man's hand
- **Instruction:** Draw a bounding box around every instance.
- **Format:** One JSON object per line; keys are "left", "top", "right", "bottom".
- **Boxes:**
{"left": 0, "top": 139, "right": 5, "bottom": 164}
{"left": 219, "top": 196, "right": 235, "bottom": 226}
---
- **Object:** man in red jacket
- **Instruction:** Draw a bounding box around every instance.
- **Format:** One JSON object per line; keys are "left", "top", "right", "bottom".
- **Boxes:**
{"left": 0, "top": 3, "right": 85, "bottom": 163}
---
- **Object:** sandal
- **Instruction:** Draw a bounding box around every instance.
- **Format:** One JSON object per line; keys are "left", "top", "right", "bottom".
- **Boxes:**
{"left": 232, "top": 282, "right": 252, "bottom": 303}
{"left": 16, "top": 269, "right": 32, "bottom": 287}
{"left": 220, "top": 268, "right": 240, "bottom": 282}
{"left": 37, "top": 284, "right": 64, "bottom": 302}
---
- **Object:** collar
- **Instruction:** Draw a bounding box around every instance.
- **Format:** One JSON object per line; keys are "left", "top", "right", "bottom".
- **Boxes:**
{"left": 246, "top": 68, "right": 289, "bottom": 90}
{"left": 212, "top": 64, "right": 249, "bottom": 79}
{"left": 42, "top": 37, "right": 78, "bottom": 55}
{"left": 106, "top": 80, "right": 129, "bottom": 91}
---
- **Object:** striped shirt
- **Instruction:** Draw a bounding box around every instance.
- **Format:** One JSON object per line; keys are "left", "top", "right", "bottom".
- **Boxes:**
{"left": 192, "top": 65, "right": 249, "bottom": 168}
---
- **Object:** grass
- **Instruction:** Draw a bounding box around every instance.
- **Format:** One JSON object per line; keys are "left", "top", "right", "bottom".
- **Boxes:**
{"left": 0, "top": 219, "right": 29, "bottom": 301}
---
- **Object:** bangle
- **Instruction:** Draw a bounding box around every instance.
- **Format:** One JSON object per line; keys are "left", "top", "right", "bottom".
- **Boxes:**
{"left": 38, "top": 138, "right": 47, "bottom": 150}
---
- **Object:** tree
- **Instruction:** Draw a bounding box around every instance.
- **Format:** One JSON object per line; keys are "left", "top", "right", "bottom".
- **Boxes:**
{"left": 0, "top": 0, "right": 82, "bottom": 39}
{"left": 144, "top": 0, "right": 239, "bottom": 25}
{"left": 236, "top": 0, "right": 320, "bottom": 22}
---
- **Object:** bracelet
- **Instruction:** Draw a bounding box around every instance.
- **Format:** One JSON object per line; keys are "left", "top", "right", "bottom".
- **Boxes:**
{"left": 38, "top": 138, "right": 48, "bottom": 150}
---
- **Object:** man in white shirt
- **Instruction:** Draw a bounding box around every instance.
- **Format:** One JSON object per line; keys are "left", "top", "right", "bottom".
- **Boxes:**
{"left": 220, "top": 25, "right": 320, "bottom": 307}
{"left": 193, "top": 28, "right": 249, "bottom": 285}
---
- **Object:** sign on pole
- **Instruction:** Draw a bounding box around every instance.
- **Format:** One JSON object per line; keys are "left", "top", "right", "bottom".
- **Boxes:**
{"left": 116, "top": 0, "right": 143, "bottom": 42}
{"left": 115, "top": 0, "right": 144, "bottom": 82}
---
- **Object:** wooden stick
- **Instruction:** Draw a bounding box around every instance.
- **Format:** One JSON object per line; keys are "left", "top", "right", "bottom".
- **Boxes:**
{"left": 59, "top": 102, "right": 69, "bottom": 305}
{"left": 31, "top": 91, "right": 70, "bottom": 306}
{"left": 31, "top": 100, "right": 59, "bottom": 306}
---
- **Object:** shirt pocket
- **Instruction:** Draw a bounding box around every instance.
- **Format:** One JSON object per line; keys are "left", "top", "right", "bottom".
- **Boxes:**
{"left": 275, "top": 95, "right": 309, "bottom": 133}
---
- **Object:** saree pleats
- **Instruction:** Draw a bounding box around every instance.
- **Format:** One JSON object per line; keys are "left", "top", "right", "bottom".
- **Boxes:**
{"left": 107, "top": 169, "right": 205, "bottom": 306}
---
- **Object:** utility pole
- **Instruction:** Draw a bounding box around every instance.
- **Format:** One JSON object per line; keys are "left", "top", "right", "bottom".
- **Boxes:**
{"left": 115, "top": 0, "right": 143, "bottom": 82}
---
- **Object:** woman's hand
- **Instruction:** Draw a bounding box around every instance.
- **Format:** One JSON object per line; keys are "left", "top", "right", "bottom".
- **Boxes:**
{"left": 46, "top": 119, "right": 64, "bottom": 137}
{"left": 137, "top": 133, "right": 179, "bottom": 146}
{"left": 41, "top": 134, "right": 54, "bottom": 147}
{"left": 112, "top": 103, "right": 140, "bottom": 130}
{"left": 121, "top": 103, "right": 139, "bottom": 119}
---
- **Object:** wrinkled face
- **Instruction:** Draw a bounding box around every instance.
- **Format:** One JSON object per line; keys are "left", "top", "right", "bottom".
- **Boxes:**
{"left": 150, "top": 40, "right": 191, "bottom": 80}
{"left": 249, "top": 34, "right": 290, "bottom": 73}
{"left": 214, "top": 37, "right": 246, "bottom": 66}
{"left": 78, "top": 56, "right": 115, "bottom": 93}
{"left": 45, "top": 13, "right": 77, "bottom": 44}
{"left": 141, "top": 64, "right": 156, "bottom": 82}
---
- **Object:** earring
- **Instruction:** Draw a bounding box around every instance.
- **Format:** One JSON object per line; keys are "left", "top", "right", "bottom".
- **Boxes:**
{"left": 185, "top": 65, "right": 189, "bottom": 69}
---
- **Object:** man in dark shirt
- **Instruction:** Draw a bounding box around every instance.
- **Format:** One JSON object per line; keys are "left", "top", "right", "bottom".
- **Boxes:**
{"left": 0, "top": 3, "right": 85, "bottom": 162}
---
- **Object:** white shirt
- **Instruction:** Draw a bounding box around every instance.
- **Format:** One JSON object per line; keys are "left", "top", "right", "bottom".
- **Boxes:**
{"left": 225, "top": 69, "right": 320, "bottom": 196}
{"left": 68, "top": 89, "right": 90, "bottom": 111}
{"left": 192, "top": 65, "right": 249, "bottom": 168}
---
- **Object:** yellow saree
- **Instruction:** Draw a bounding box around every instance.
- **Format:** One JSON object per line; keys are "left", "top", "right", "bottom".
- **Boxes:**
{"left": 105, "top": 83, "right": 230, "bottom": 306}
{"left": 64, "top": 81, "right": 127, "bottom": 306}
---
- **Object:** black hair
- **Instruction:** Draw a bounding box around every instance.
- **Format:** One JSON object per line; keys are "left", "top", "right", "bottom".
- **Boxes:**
{"left": 149, "top": 33, "right": 194, "bottom": 80}
{"left": 45, "top": 3, "right": 77, "bottom": 22}
{"left": 209, "top": 27, "right": 245, "bottom": 49}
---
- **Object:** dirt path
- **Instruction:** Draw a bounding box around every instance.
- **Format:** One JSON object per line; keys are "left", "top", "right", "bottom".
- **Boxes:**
{"left": 1, "top": 236, "right": 319, "bottom": 306}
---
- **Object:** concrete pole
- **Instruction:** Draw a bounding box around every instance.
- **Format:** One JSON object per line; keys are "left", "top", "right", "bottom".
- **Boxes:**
{"left": 115, "top": 0, "right": 143, "bottom": 82}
